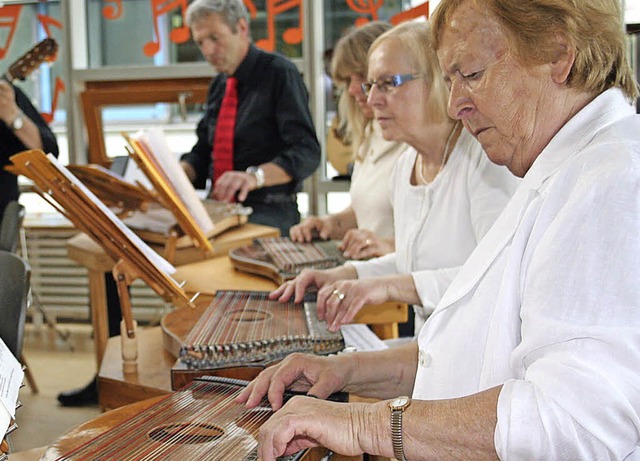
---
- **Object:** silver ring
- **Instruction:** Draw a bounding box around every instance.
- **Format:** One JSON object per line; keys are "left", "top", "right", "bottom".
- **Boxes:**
{"left": 332, "top": 289, "right": 345, "bottom": 301}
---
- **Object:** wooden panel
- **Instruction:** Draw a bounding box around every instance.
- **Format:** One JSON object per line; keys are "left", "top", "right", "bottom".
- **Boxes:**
{"left": 80, "top": 77, "right": 211, "bottom": 166}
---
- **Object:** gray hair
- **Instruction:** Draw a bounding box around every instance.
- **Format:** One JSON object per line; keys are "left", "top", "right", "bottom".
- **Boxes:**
{"left": 186, "top": 0, "right": 250, "bottom": 32}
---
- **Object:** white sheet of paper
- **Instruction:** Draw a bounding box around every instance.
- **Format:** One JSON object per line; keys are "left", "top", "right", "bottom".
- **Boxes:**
{"left": 0, "top": 338, "right": 24, "bottom": 427}
{"left": 0, "top": 404, "right": 10, "bottom": 441}
{"left": 340, "top": 324, "right": 389, "bottom": 352}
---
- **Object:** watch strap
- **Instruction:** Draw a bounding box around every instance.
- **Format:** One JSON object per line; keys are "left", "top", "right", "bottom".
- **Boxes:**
{"left": 391, "top": 408, "right": 408, "bottom": 461}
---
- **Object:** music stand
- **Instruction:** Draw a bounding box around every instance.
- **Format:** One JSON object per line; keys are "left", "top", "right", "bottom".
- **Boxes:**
{"left": 8, "top": 150, "right": 196, "bottom": 372}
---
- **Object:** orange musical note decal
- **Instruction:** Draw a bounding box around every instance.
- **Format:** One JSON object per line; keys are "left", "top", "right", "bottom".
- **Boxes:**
{"left": 243, "top": 0, "right": 258, "bottom": 20}
{"left": 0, "top": 5, "right": 22, "bottom": 60}
{"left": 390, "top": 2, "right": 430, "bottom": 25}
{"left": 346, "top": 0, "right": 383, "bottom": 27}
{"left": 103, "top": 0, "right": 123, "bottom": 20}
{"left": 41, "top": 77, "right": 65, "bottom": 124}
{"left": 255, "top": 0, "right": 303, "bottom": 52}
{"left": 144, "top": 0, "right": 190, "bottom": 57}
{"left": 37, "top": 14, "right": 63, "bottom": 38}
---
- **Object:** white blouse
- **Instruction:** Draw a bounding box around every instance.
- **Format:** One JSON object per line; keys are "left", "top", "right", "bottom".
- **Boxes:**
{"left": 414, "top": 89, "right": 640, "bottom": 460}
{"left": 350, "top": 128, "right": 519, "bottom": 333}
{"left": 349, "top": 120, "right": 408, "bottom": 239}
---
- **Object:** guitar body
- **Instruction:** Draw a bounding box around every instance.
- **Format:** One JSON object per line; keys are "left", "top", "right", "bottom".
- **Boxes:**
{"left": 41, "top": 377, "right": 337, "bottom": 461}
{"left": 162, "top": 291, "right": 344, "bottom": 390}
{"left": 228, "top": 243, "right": 292, "bottom": 284}
{"left": 229, "top": 237, "right": 346, "bottom": 285}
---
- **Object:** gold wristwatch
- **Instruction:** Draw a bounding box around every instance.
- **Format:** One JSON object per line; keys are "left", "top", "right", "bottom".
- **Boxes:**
{"left": 389, "top": 396, "right": 411, "bottom": 461}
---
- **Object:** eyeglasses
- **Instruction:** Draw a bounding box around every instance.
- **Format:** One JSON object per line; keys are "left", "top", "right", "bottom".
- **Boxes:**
{"left": 361, "top": 73, "right": 422, "bottom": 95}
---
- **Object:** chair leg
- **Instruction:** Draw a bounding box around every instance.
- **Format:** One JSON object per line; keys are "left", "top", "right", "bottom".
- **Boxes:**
{"left": 19, "top": 353, "right": 39, "bottom": 394}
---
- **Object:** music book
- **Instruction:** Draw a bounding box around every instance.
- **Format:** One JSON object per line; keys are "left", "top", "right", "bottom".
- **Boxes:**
{"left": 123, "top": 128, "right": 216, "bottom": 253}
{"left": 0, "top": 337, "right": 23, "bottom": 440}
{"left": 67, "top": 163, "right": 159, "bottom": 213}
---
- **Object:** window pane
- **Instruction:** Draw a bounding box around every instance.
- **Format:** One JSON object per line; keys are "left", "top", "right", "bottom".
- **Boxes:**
{"left": 85, "top": 0, "right": 305, "bottom": 67}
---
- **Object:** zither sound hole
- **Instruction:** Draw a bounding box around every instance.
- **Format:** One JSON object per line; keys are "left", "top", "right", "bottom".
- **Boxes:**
{"left": 230, "top": 308, "right": 271, "bottom": 322}
{"left": 147, "top": 423, "right": 224, "bottom": 444}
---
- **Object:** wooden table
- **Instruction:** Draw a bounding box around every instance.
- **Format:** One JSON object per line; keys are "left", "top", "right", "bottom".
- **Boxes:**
{"left": 66, "top": 223, "right": 280, "bottom": 367}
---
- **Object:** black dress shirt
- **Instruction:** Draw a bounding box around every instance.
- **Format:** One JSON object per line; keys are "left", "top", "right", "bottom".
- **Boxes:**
{"left": 181, "top": 45, "right": 321, "bottom": 203}
{"left": 1, "top": 84, "right": 59, "bottom": 218}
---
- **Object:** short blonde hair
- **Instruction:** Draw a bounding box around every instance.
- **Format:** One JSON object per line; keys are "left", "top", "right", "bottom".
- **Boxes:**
{"left": 331, "top": 21, "right": 392, "bottom": 155}
{"left": 369, "top": 21, "right": 451, "bottom": 125}
{"left": 430, "top": 0, "right": 639, "bottom": 101}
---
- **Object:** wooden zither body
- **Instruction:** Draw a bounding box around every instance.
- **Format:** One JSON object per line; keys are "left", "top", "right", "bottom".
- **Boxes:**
{"left": 47, "top": 376, "right": 334, "bottom": 460}
{"left": 163, "top": 291, "right": 344, "bottom": 390}
{"left": 229, "top": 237, "right": 346, "bottom": 284}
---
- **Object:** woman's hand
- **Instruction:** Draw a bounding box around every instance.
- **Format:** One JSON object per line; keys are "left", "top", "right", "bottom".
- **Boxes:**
{"left": 340, "top": 229, "right": 394, "bottom": 259}
{"left": 236, "top": 352, "right": 351, "bottom": 410}
{"left": 290, "top": 216, "right": 333, "bottom": 242}
{"left": 317, "top": 277, "right": 395, "bottom": 331}
{"left": 269, "top": 266, "right": 358, "bottom": 304}
{"left": 257, "top": 397, "right": 380, "bottom": 460}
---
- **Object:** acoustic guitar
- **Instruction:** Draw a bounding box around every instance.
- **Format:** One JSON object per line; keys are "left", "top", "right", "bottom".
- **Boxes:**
{"left": 1, "top": 37, "right": 58, "bottom": 83}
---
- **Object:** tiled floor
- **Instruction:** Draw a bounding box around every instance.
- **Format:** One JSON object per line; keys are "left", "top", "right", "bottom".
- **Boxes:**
{"left": 7, "top": 322, "right": 102, "bottom": 455}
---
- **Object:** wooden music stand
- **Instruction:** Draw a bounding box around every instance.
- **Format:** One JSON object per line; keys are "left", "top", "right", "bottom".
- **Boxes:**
{"left": 8, "top": 150, "right": 196, "bottom": 372}
{"left": 123, "top": 129, "right": 216, "bottom": 256}
{"left": 66, "top": 164, "right": 158, "bottom": 214}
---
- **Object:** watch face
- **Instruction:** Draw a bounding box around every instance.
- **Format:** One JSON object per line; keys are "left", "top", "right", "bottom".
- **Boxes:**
{"left": 391, "top": 396, "right": 410, "bottom": 409}
{"left": 12, "top": 115, "right": 24, "bottom": 130}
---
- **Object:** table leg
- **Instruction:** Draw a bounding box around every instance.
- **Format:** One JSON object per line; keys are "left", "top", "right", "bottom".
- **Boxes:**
{"left": 87, "top": 268, "right": 109, "bottom": 367}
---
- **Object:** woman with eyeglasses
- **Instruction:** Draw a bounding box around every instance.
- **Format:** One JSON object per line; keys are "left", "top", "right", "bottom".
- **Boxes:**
{"left": 289, "top": 21, "right": 408, "bottom": 260}
{"left": 271, "top": 21, "right": 518, "bottom": 336}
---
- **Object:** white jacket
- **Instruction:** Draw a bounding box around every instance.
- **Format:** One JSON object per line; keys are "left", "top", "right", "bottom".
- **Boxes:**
{"left": 414, "top": 89, "right": 640, "bottom": 460}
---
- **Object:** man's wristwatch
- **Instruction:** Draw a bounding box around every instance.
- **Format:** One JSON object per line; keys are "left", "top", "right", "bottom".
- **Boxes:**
{"left": 246, "top": 166, "right": 265, "bottom": 189}
{"left": 389, "top": 396, "right": 411, "bottom": 461}
{"left": 10, "top": 110, "right": 24, "bottom": 131}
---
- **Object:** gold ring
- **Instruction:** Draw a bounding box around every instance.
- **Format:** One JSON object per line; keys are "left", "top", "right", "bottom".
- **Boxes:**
{"left": 332, "top": 289, "right": 345, "bottom": 301}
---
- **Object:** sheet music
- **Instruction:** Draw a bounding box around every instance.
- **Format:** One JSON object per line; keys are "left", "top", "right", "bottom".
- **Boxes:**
{"left": 48, "top": 154, "right": 177, "bottom": 275}
{"left": 340, "top": 324, "right": 389, "bottom": 352}
{"left": 131, "top": 128, "right": 215, "bottom": 235}
{"left": 0, "top": 337, "right": 24, "bottom": 436}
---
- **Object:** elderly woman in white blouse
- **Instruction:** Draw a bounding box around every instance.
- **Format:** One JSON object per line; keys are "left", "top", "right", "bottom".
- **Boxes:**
{"left": 272, "top": 21, "right": 518, "bottom": 335}
{"left": 290, "top": 21, "right": 407, "bottom": 260}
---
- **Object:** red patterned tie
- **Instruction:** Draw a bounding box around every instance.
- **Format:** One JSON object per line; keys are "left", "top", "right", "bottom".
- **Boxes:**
{"left": 212, "top": 76, "right": 238, "bottom": 184}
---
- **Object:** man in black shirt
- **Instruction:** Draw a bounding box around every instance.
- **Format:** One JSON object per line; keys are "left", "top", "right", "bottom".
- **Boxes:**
{"left": 0, "top": 80, "right": 59, "bottom": 219}
{"left": 180, "top": 0, "right": 321, "bottom": 236}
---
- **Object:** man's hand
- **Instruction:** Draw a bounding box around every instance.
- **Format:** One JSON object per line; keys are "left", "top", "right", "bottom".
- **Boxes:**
{"left": 212, "top": 170, "right": 257, "bottom": 202}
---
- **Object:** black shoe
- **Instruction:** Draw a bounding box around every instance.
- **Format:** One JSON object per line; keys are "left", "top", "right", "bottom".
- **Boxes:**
{"left": 57, "top": 376, "right": 98, "bottom": 407}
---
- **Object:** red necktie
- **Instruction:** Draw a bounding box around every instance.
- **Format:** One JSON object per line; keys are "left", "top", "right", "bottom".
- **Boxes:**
{"left": 212, "top": 76, "right": 238, "bottom": 184}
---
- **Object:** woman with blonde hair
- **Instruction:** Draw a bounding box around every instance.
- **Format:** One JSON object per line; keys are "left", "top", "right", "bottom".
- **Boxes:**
{"left": 275, "top": 21, "right": 518, "bottom": 335}
{"left": 290, "top": 21, "right": 407, "bottom": 260}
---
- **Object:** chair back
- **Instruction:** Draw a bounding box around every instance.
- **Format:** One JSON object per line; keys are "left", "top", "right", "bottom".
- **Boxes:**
{"left": 0, "top": 251, "right": 30, "bottom": 358}
{"left": 0, "top": 201, "right": 26, "bottom": 253}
